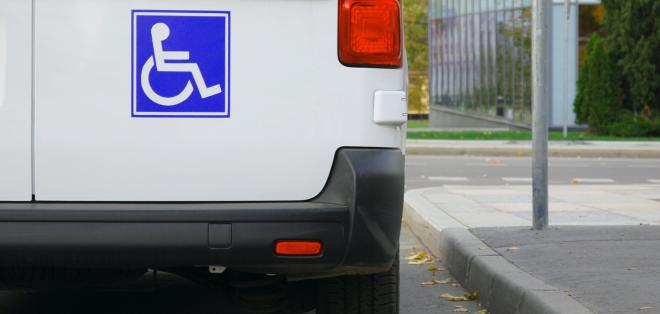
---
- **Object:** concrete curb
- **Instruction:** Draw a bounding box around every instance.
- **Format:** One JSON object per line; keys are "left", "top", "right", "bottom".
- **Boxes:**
{"left": 403, "top": 189, "right": 594, "bottom": 314}
{"left": 406, "top": 140, "right": 660, "bottom": 159}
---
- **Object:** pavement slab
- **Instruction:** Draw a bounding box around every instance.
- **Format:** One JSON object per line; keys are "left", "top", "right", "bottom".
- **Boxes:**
{"left": 411, "top": 185, "right": 660, "bottom": 228}
{"left": 472, "top": 226, "right": 660, "bottom": 314}
{"left": 404, "top": 184, "right": 660, "bottom": 314}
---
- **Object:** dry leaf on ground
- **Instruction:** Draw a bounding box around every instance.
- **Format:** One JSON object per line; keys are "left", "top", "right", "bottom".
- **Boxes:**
{"left": 421, "top": 279, "right": 440, "bottom": 286}
{"left": 406, "top": 250, "right": 433, "bottom": 265}
{"left": 408, "top": 258, "right": 433, "bottom": 265}
{"left": 406, "top": 250, "right": 428, "bottom": 260}
{"left": 474, "top": 310, "right": 488, "bottom": 314}
{"left": 440, "top": 292, "right": 478, "bottom": 302}
{"left": 421, "top": 277, "right": 452, "bottom": 286}
{"left": 421, "top": 263, "right": 452, "bottom": 286}
{"left": 427, "top": 264, "right": 445, "bottom": 272}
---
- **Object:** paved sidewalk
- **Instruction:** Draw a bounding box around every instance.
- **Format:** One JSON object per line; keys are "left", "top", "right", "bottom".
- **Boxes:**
{"left": 404, "top": 184, "right": 660, "bottom": 314}
{"left": 406, "top": 140, "right": 660, "bottom": 159}
{"left": 473, "top": 226, "right": 660, "bottom": 314}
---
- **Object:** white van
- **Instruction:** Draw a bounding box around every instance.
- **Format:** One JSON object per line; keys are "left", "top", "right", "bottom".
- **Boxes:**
{"left": 0, "top": 0, "right": 407, "bottom": 312}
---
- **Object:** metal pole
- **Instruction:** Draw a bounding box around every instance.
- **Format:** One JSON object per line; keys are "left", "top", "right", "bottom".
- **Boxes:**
{"left": 531, "top": 0, "right": 551, "bottom": 230}
{"left": 563, "top": 0, "right": 571, "bottom": 138}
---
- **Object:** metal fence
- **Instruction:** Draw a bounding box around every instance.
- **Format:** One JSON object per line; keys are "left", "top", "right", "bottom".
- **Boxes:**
{"left": 429, "top": 0, "right": 533, "bottom": 124}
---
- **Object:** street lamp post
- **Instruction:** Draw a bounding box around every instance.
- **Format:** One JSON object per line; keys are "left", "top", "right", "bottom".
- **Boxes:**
{"left": 531, "top": 0, "right": 552, "bottom": 230}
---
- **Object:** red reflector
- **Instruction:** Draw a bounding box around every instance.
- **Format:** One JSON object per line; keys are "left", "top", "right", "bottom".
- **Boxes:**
{"left": 274, "top": 241, "right": 323, "bottom": 256}
{"left": 339, "top": 0, "right": 402, "bottom": 67}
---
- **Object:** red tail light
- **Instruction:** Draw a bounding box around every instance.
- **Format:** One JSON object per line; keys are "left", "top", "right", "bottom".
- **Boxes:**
{"left": 338, "top": 0, "right": 402, "bottom": 67}
{"left": 275, "top": 240, "right": 323, "bottom": 256}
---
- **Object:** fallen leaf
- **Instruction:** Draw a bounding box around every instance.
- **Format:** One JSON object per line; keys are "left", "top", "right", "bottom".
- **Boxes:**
{"left": 570, "top": 178, "right": 579, "bottom": 184}
{"left": 440, "top": 292, "right": 478, "bottom": 302}
{"left": 409, "top": 258, "right": 433, "bottom": 265}
{"left": 406, "top": 250, "right": 434, "bottom": 265}
{"left": 639, "top": 306, "right": 654, "bottom": 311}
{"left": 421, "top": 277, "right": 452, "bottom": 286}
{"left": 421, "top": 262, "right": 452, "bottom": 286}
{"left": 506, "top": 246, "right": 521, "bottom": 252}
{"left": 474, "top": 310, "right": 488, "bottom": 314}
{"left": 405, "top": 250, "right": 428, "bottom": 260}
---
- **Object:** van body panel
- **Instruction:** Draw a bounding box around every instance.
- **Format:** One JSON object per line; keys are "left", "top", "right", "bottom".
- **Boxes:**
{"left": 32, "top": 0, "right": 405, "bottom": 201}
{"left": 0, "top": 1, "right": 32, "bottom": 201}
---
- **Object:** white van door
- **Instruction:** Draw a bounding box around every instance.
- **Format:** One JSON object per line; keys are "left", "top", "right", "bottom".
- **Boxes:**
{"left": 33, "top": 0, "right": 405, "bottom": 202}
{"left": 0, "top": 1, "right": 32, "bottom": 201}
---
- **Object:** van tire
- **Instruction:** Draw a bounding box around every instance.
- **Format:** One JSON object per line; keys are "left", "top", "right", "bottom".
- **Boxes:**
{"left": 316, "top": 255, "right": 399, "bottom": 314}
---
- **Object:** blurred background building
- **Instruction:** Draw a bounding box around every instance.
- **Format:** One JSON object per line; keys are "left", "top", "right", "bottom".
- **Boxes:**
{"left": 427, "top": 0, "right": 603, "bottom": 130}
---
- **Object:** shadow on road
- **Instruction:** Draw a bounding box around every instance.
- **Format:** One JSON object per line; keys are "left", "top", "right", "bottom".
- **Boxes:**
{"left": 0, "top": 272, "right": 240, "bottom": 314}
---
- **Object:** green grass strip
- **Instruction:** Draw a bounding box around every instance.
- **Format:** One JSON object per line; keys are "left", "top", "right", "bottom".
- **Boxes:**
{"left": 407, "top": 131, "right": 660, "bottom": 142}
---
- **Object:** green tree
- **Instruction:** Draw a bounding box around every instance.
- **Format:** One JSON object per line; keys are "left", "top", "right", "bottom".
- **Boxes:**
{"left": 403, "top": 0, "right": 428, "bottom": 114}
{"left": 578, "top": 34, "right": 624, "bottom": 134}
{"left": 602, "top": 0, "right": 660, "bottom": 118}
{"left": 573, "top": 35, "right": 596, "bottom": 125}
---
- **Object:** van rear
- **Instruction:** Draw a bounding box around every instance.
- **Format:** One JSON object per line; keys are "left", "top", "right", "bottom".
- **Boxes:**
{"left": 0, "top": 0, "right": 406, "bottom": 312}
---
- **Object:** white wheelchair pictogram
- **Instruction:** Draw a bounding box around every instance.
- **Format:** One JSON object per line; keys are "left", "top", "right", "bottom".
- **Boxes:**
{"left": 141, "top": 22, "right": 222, "bottom": 107}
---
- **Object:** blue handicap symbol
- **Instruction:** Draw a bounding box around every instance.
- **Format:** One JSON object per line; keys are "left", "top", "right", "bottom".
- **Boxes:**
{"left": 132, "top": 10, "right": 231, "bottom": 118}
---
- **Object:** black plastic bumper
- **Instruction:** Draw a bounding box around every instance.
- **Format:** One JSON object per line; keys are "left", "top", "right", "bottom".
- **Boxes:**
{"left": 0, "top": 148, "right": 404, "bottom": 278}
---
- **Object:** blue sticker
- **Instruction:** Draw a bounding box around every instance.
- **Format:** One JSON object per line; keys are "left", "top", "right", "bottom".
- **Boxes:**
{"left": 132, "top": 10, "right": 230, "bottom": 118}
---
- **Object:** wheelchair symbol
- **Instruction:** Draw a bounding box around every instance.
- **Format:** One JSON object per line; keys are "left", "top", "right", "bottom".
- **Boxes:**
{"left": 140, "top": 22, "right": 222, "bottom": 107}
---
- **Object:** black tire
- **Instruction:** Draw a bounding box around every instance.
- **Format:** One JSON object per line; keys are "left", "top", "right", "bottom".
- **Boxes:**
{"left": 317, "top": 256, "right": 399, "bottom": 314}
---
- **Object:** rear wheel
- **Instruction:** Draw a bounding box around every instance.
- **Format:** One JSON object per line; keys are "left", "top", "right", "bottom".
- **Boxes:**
{"left": 317, "top": 256, "right": 399, "bottom": 314}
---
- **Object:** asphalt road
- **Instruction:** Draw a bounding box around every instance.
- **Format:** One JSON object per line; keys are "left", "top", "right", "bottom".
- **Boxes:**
{"left": 0, "top": 224, "right": 483, "bottom": 314}
{"left": 406, "top": 155, "right": 660, "bottom": 189}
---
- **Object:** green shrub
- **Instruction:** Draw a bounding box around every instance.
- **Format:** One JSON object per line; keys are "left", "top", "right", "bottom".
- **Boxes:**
{"left": 607, "top": 114, "right": 660, "bottom": 137}
{"left": 603, "top": 0, "right": 660, "bottom": 117}
{"left": 575, "top": 34, "right": 624, "bottom": 134}
{"left": 573, "top": 37, "right": 594, "bottom": 125}
{"left": 574, "top": 1, "right": 660, "bottom": 137}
